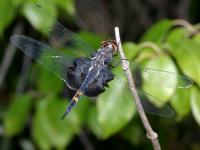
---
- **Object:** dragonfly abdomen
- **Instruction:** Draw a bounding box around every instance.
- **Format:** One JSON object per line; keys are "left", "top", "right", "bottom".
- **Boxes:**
{"left": 61, "top": 90, "right": 83, "bottom": 119}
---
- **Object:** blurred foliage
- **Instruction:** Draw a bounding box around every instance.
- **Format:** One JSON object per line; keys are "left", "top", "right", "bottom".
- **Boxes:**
{"left": 0, "top": 0, "right": 200, "bottom": 149}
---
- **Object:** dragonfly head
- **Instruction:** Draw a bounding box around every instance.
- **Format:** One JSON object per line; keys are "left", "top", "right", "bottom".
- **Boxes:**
{"left": 101, "top": 40, "right": 118, "bottom": 55}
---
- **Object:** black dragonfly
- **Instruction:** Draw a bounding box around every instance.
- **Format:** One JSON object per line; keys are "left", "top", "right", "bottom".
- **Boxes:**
{"left": 10, "top": 5, "right": 193, "bottom": 119}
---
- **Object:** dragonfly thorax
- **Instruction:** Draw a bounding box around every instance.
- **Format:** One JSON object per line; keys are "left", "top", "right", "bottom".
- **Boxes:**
{"left": 93, "top": 46, "right": 113, "bottom": 67}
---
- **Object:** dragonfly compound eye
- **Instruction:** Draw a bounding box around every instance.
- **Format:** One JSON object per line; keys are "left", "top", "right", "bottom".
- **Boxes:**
{"left": 101, "top": 40, "right": 118, "bottom": 54}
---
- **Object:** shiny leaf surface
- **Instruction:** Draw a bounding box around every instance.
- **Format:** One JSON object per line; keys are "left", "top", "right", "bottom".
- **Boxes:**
{"left": 4, "top": 95, "right": 32, "bottom": 137}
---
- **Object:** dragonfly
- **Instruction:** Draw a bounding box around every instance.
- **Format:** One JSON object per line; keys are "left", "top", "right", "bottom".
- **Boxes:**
{"left": 10, "top": 5, "right": 193, "bottom": 119}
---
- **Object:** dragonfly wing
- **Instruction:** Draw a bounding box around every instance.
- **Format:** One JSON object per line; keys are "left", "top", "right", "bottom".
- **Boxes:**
{"left": 10, "top": 34, "right": 75, "bottom": 84}
{"left": 137, "top": 89, "right": 175, "bottom": 117}
{"left": 111, "top": 57, "right": 193, "bottom": 88}
{"left": 129, "top": 62, "right": 193, "bottom": 88}
{"left": 29, "top": 4, "right": 95, "bottom": 58}
{"left": 115, "top": 61, "right": 193, "bottom": 88}
{"left": 108, "top": 66, "right": 175, "bottom": 117}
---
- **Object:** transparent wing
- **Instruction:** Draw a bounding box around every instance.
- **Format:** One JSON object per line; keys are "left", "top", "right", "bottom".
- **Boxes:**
{"left": 130, "top": 63, "right": 193, "bottom": 88}
{"left": 10, "top": 4, "right": 99, "bottom": 85}
{"left": 136, "top": 89, "right": 174, "bottom": 117}
{"left": 10, "top": 35, "right": 76, "bottom": 84}
{"left": 104, "top": 67, "right": 175, "bottom": 117}
{"left": 30, "top": 4, "right": 95, "bottom": 58}
{"left": 108, "top": 59, "right": 193, "bottom": 116}
{"left": 112, "top": 60, "right": 193, "bottom": 88}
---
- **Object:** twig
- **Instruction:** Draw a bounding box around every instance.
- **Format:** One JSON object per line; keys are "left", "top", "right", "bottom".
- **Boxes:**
{"left": 16, "top": 54, "right": 32, "bottom": 94}
{"left": 0, "top": 137, "right": 11, "bottom": 150}
{"left": 0, "top": 125, "right": 3, "bottom": 136}
{"left": 161, "top": 19, "right": 197, "bottom": 42}
{"left": 78, "top": 129, "right": 94, "bottom": 150}
{"left": 114, "top": 27, "right": 161, "bottom": 150}
{"left": 138, "top": 42, "right": 162, "bottom": 55}
{"left": 0, "top": 23, "right": 23, "bottom": 87}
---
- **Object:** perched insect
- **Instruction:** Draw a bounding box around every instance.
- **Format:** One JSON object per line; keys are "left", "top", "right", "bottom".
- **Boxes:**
{"left": 10, "top": 5, "right": 192, "bottom": 119}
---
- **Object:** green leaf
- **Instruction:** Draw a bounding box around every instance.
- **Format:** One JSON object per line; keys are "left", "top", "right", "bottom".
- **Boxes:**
{"left": 97, "top": 67, "right": 136, "bottom": 139}
{"left": 32, "top": 105, "right": 52, "bottom": 150}
{"left": 140, "top": 20, "right": 172, "bottom": 42}
{"left": 171, "top": 88, "right": 191, "bottom": 119}
{"left": 121, "top": 118, "right": 143, "bottom": 145}
{"left": 36, "top": 65, "right": 63, "bottom": 95}
{"left": 23, "top": 1, "right": 57, "bottom": 35}
{"left": 167, "top": 29, "right": 200, "bottom": 85}
{"left": 77, "top": 31, "right": 104, "bottom": 49}
{"left": 13, "top": 0, "right": 25, "bottom": 6}
{"left": 142, "top": 55, "right": 177, "bottom": 106}
{"left": 192, "top": 33, "right": 200, "bottom": 43}
{"left": 190, "top": 86, "right": 200, "bottom": 125}
{"left": 87, "top": 105, "right": 103, "bottom": 138}
{"left": 54, "top": 0, "right": 75, "bottom": 16}
{"left": 123, "top": 42, "right": 139, "bottom": 60}
{"left": 4, "top": 95, "right": 32, "bottom": 137}
{"left": 32, "top": 96, "right": 84, "bottom": 149}
{"left": 0, "top": 0, "right": 15, "bottom": 36}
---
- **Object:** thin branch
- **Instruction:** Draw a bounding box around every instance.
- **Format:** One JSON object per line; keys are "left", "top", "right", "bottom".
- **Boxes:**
{"left": 0, "top": 23, "right": 23, "bottom": 87}
{"left": 161, "top": 19, "right": 197, "bottom": 42}
{"left": 114, "top": 27, "right": 161, "bottom": 150}
{"left": 138, "top": 42, "right": 162, "bottom": 55}
{"left": 16, "top": 54, "right": 32, "bottom": 94}
{"left": 78, "top": 128, "right": 94, "bottom": 150}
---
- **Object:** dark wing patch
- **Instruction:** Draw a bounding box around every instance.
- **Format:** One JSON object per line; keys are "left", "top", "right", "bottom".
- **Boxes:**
{"left": 66, "top": 57, "right": 114, "bottom": 97}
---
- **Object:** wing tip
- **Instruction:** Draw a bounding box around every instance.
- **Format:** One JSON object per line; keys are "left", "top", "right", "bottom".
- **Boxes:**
{"left": 178, "top": 77, "right": 193, "bottom": 88}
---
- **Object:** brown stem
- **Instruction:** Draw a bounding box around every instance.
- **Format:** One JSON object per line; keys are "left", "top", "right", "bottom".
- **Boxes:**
{"left": 138, "top": 42, "right": 162, "bottom": 55}
{"left": 0, "top": 23, "right": 23, "bottom": 87}
{"left": 16, "top": 54, "right": 32, "bottom": 94}
{"left": 161, "top": 19, "right": 197, "bottom": 42}
{"left": 114, "top": 27, "right": 161, "bottom": 150}
{"left": 78, "top": 129, "right": 94, "bottom": 150}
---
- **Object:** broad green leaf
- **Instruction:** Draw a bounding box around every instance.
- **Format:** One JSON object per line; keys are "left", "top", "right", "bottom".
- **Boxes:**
{"left": 167, "top": 29, "right": 200, "bottom": 85}
{"left": 97, "top": 67, "right": 136, "bottom": 139}
{"left": 190, "top": 86, "right": 200, "bottom": 125}
{"left": 32, "top": 103, "right": 52, "bottom": 150}
{"left": 54, "top": 0, "right": 75, "bottom": 16}
{"left": 23, "top": 1, "right": 57, "bottom": 35}
{"left": 123, "top": 42, "right": 139, "bottom": 60}
{"left": 77, "top": 31, "right": 103, "bottom": 50}
{"left": 32, "top": 96, "right": 85, "bottom": 149}
{"left": 4, "top": 95, "right": 32, "bottom": 137}
{"left": 0, "top": 0, "right": 15, "bottom": 36}
{"left": 36, "top": 65, "right": 63, "bottom": 95}
{"left": 171, "top": 88, "right": 191, "bottom": 119}
{"left": 192, "top": 33, "right": 200, "bottom": 43}
{"left": 87, "top": 105, "right": 103, "bottom": 138}
{"left": 140, "top": 20, "right": 172, "bottom": 42}
{"left": 121, "top": 118, "right": 143, "bottom": 145}
{"left": 142, "top": 55, "right": 177, "bottom": 106}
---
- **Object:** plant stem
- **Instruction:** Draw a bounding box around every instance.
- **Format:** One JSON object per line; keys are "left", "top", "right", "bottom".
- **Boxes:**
{"left": 78, "top": 129, "right": 94, "bottom": 150}
{"left": 16, "top": 54, "right": 32, "bottom": 94}
{"left": 114, "top": 27, "right": 161, "bottom": 150}
{"left": 0, "top": 23, "right": 23, "bottom": 87}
